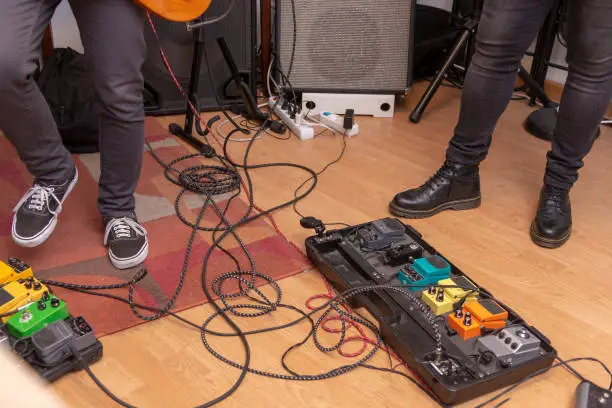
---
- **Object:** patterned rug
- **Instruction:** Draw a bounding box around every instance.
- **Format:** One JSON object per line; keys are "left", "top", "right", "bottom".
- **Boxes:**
{"left": 0, "top": 118, "right": 310, "bottom": 337}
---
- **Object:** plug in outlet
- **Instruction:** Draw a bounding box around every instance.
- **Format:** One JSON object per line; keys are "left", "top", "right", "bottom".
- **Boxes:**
{"left": 269, "top": 97, "right": 315, "bottom": 140}
{"left": 319, "top": 112, "right": 359, "bottom": 137}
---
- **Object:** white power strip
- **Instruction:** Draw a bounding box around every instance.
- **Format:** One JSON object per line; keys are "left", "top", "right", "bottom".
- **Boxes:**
{"left": 318, "top": 112, "right": 359, "bottom": 137}
{"left": 268, "top": 97, "right": 315, "bottom": 140}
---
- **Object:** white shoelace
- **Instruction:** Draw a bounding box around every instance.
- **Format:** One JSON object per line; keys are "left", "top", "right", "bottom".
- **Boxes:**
{"left": 13, "top": 185, "right": 62, "bottom": 215}
{"left": 104, "top": 217, "right": 147, "bottom": 245}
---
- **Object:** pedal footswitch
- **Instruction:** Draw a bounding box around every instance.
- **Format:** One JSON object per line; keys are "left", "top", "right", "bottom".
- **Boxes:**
{"left": 399, "top": 255, "right": 451, "bottom": 291}
{"left": 465, "top": 298, "right": 508, "bottom": 330}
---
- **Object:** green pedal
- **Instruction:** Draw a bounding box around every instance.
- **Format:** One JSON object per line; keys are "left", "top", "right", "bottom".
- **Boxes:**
{"left": 7, "top": 295, "right": 69, "bottom": 338}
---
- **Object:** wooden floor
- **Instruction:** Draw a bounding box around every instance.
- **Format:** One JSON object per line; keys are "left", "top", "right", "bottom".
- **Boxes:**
{"left": 48, "top": 83, "right": 612, "bottom": 408}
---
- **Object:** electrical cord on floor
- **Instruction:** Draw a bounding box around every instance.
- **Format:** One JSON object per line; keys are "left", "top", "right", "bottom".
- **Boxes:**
{"left": 291, "top": 132, "right": 351, "bottom": 230}
{"left": 474, "top": 356, "right": 612, "bottom": 408}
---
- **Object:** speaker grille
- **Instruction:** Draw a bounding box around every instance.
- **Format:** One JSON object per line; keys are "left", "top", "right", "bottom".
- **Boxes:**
{"left": 277, "top": 0, "right": 414, "bottom": 93}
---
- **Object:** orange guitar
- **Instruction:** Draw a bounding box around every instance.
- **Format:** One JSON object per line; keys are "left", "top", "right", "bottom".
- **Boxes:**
{"left": 135, "top": 0, "right": 212, "bottom": 22}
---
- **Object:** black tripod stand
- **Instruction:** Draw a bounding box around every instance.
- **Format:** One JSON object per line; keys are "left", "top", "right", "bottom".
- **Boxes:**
{"left": 168, "top": 20, "right": 220, "bottom": 157}
{"left": 409, "top": 0, "right": 554, "bottom": 123}
{"left": 168, "top": 18, "right": 278, "bottom": 155}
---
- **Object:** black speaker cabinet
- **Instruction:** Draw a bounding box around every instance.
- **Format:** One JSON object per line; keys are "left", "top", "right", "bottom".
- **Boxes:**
{"left": 143, "top": 0, "right": 256, "bottom": 116}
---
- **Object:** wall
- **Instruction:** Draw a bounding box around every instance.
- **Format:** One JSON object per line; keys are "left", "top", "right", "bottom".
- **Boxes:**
{"left": 50, "top": 0, "right": 83, "bottom": 53}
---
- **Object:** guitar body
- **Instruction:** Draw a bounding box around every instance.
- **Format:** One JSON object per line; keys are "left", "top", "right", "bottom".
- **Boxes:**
{"left": 136, "top": 0, "right": 213, "bottom": 22}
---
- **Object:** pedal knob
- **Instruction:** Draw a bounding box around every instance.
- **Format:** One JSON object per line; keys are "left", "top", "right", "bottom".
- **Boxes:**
{"left": 33, "top": 281, "right": 42, "bottom": 291}
{"left": 464, "top": 311, "right": 472, "bottom": 326}
{"left": 42, "top": 291, "right": 50, "bottom": 302}
{"left": 37, "top": 301, "right": 47, "bottom": 310}
{"left": 510, "top": 342, "right": 518, "bottom": 350}
{"left": 24, "top": 280, "right": 33, "bottom": 289}
{"left": 436, "top": 289, "right": 445, "bottom": 302}
{"left": 455, "top": 309, "right": 463, "bottom": 318}
{"left": 498, "top": 331, "right": 506, "bottom": 339}
{"left": 504, "top": 337, "right": 512, "bottom": 345}
{"left": 50, "top": 298, "right": 60, "bottom": 308}
{"left": 428, "top": 285, "right": 436, "bottom": 295}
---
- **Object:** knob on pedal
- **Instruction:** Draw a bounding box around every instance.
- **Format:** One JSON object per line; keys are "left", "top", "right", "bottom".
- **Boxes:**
{"left": 464, "top": 311, "right": 472, "bottom": 326}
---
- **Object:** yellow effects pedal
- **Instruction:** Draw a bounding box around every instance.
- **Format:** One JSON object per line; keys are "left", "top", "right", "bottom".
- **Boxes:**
{"left": 440, "top": 276, "right": 479, "bottom": 303}
{"left": 422, "top": 286, "right": 456, "bottom": 315}
{"left": 0, "top": 258, "right": 33, "bottom": 285}
{"left": 0, "top": 278, "right": 48, "bottom": 322}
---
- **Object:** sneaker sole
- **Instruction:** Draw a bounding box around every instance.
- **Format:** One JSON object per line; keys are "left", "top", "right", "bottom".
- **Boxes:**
{"left": 389, "top": 195, "right": 482, "bottom": 219}
{"left": 11, "top": 168, "right": 79, "bottom": 248}
{"left": 530, "top": 222, "right": 571, "bottom": 249}
{"left": 108, "top": 241, "right": 149, "bottom": 270}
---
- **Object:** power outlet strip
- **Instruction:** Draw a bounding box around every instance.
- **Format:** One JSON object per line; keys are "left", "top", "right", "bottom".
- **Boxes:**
{"left": 319, "top": 112, "right": 359, "bottom": 137}
{"left": 268, "top": 97, "right": 315, "bottom": 140}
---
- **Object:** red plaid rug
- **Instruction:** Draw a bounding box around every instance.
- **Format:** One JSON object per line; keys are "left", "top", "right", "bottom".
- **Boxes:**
{"left": 0, "top": 118, "right": 310, "bottom": 337}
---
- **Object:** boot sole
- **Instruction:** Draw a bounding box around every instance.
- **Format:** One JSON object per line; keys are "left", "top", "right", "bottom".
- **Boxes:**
{"left": 530, "top": 222, "right": 571, "bottom": 249}
{"left": 12, "top": 168, "right": 79, "bottom": 248}
{"left": 389, "top": 195, "right": 481, "bottom": 219}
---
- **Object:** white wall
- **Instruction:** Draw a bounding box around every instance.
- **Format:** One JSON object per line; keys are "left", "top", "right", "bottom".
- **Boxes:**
{"left": 50, "top": 0, "right": 83, "bottom": 52}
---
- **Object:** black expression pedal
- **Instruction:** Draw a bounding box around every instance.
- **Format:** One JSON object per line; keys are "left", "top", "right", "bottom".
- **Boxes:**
{"left": 575, "top": 381, "right": 612, "bottom": 408}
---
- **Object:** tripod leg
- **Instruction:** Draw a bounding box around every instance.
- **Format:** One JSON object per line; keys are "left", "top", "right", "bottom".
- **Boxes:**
{"left": 517, "top": 65, "right": 554, "bottom": 108}
{"left": 410, "top": 29, "right": 471, "bottom": 123}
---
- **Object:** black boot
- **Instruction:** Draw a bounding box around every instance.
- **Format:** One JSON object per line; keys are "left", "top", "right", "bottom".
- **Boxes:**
{"left": 530, "top": 185, "right": 572, "bottom": 248}
{"left": 389, "top": 161, "right": 481, "bottom": 218}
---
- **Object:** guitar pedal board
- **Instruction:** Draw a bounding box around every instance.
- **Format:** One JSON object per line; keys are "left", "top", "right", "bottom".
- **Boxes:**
{"left": 305, "top": 218, "right": 556, "bottom": 405}
{"left": 0, "top": 258, "right": 103, "bottom": 382}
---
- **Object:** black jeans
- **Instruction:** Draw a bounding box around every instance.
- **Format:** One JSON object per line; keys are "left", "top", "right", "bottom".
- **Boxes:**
{"left": 0, "top": 0, "right": 146, "bottom": 217}
{"left": 446, "top": 0, "right": 612, "bottom": 190}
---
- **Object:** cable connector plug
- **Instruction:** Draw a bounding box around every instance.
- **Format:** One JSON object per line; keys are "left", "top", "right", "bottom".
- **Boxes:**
{"left": 300, "top": 216, "right": 326, "bottom": 236}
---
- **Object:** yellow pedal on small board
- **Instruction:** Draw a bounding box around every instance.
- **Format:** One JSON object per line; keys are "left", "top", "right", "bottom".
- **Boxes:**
{"left": 0, "top": 258, "right": 34, "bottom": 285}
{"left": 0, "top": 278, "right": 48, "bottom": 322}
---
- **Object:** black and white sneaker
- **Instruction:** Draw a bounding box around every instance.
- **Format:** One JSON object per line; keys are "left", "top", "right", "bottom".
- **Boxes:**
{"left": 12, "top": 168, "right": 78, "bottom": 247}
{"left": 103, "top": 216, "right": 148, "bottom": 269}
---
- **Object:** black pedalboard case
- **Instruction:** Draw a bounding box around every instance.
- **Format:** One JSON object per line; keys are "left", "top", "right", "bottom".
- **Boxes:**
{"left": 305, "top": 217, "right": 556, "bottom": 405}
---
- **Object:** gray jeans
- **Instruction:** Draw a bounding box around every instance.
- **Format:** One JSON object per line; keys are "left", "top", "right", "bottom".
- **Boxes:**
{"left": 446, "top": 0, "right": 612, "bottom": 190}
{"left": 0, "top": 0, "right": 146, "bottom": 217}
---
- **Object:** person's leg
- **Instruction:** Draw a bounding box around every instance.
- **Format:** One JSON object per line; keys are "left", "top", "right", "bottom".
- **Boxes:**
{"left": 1, "top": 0, "right": 78, "bottom": 247}
{"left": 70, "top": 0, "right": 148, "bottom": 269}
{"left": 390, "top": 0, "right": 554, "bottom": 219}
{"left": 531, "top": 0, "right": 612, "bottom": 248}
{"left": 447, "top": 0, "right": 555, "bottom": 164}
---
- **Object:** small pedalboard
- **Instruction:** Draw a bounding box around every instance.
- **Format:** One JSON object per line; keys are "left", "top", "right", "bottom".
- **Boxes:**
{"left": 305, "top": 218, "right": 556, "bottom": 405}
{"left": 0, "top": 258, "right": 103, "bottom": 382}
